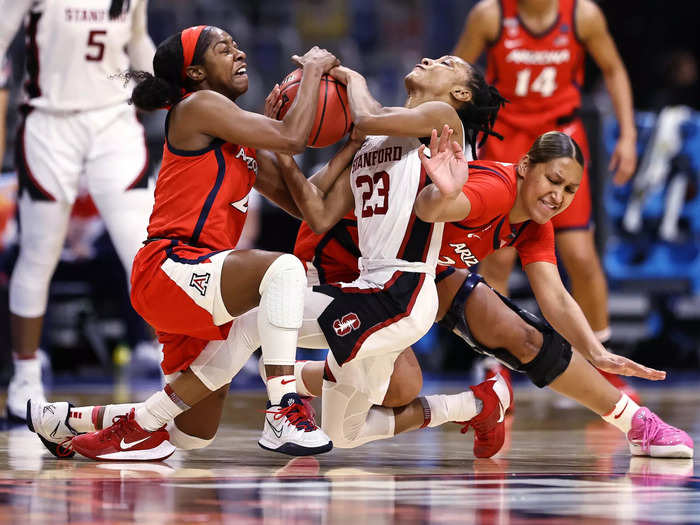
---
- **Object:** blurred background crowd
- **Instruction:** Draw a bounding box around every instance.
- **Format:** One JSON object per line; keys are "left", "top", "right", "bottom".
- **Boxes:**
{"left": 0, "top": 0, "right": 698, "bottom": 386}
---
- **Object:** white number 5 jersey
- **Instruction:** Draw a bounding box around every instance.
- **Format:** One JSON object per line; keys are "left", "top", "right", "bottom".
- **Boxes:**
{"left": 0, "top": 0, "right": 154, "bottom": 111}
{"left": 349, "top": 134, "right": 444, "bottom": 283}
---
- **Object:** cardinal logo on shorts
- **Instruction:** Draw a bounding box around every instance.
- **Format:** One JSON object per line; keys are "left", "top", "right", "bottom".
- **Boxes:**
{"left": 190, "top": 272, "right": 211, "bottom": 296}
{"left": 333, "top": 313, "right": 361, "bottom": 337}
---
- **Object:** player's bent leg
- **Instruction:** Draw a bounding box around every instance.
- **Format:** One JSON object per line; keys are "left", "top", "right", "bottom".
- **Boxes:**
{"left": 438, "top": 272, "right": 569, "bottom": 389}
{"left": 473, "top": 247, "right": 517, "bottom": 296}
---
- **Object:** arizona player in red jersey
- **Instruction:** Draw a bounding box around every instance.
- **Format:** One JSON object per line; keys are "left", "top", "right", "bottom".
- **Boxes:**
{"left": 30, "top": 26, "right": 341, "bottom": 461}
{"left": 453, "top": 0, "right": 639, "bottom": 399}
{"left": 282, "top": 129, "right": 692, "bottom": 459}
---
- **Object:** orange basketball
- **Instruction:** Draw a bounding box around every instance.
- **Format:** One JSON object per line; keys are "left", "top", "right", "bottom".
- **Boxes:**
{"left": 276, "top": 69, "right": 352, "bottom": 148}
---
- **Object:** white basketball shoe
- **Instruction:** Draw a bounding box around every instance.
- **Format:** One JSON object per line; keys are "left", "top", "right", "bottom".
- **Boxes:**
{"left": 7, "top": 360, "right": 46, "bottom": 423}
{"left": 26, "top": 400, "right": 80, "bottom": 458}
{"left": 259, "top": 393, "right": 333, "bottom": 456}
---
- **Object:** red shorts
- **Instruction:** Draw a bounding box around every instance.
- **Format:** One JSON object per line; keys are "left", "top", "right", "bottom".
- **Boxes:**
{"left": 130, "top": 239, "right": 233, "bottom": 375}
{"left": 480, "top": 118, "right": 592, "bottom": 231}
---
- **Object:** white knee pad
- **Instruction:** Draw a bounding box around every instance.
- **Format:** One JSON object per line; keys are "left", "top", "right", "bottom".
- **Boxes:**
{"left": 189, "top": 310, "right": 260, "bottom": 391}
{"left": 258, "top": 254, "right": 306, "bottom": 329}
{"left": 167, "top": 422, "right": 214, "bottom": 450}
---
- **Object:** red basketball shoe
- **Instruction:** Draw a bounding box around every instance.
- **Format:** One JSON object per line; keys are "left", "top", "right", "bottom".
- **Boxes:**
{"left": 460, "top": 375, "right": 512, "bottom": 458}
{"left": 70, "top": 409, "right": 175, "bottom": 461}
{"left": 483, "top": 361, "right": 514, "bottom": 414}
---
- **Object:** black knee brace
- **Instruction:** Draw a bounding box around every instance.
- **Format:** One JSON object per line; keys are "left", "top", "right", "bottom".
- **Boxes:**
{"left": 438, "top": 272, "right": 572, "bottom": 387}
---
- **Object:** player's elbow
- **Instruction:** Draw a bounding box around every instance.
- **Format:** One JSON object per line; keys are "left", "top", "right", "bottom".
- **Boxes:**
{"left": 413, "top": 198, "right": 439, "bottom": 223}
{"left": 307, "top": 217, "right": 333, "bottom": 235}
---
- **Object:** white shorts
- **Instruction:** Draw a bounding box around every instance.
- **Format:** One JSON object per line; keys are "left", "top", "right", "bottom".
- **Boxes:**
{"left": 17, "top": 103, "right": 148, "bottom": 204}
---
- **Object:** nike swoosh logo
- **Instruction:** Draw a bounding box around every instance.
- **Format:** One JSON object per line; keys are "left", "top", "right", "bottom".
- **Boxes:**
{"left": 266, "top": 417, "right": 283, "bottom": 439}
{"left": 50, "top": 422, "right": 61, "bottom": 438}
{"left": 120, "top": 436, "right": 151, "bottom": 449}
{"left": 504, "top": 40, "right": 523, "bottom": 49}
{"left": 614, "top": 401, "right": 629, "bottom": 419}
{"left": 496, "top": 404, "right": 505, "bottom": 424}
{"left": 280, "top": 378, "right": 296, "bottom": 385}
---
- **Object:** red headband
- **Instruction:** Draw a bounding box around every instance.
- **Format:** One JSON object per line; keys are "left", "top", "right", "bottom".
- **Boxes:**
{"left": 180, "top": 25, "right": 206, "bottom": 81}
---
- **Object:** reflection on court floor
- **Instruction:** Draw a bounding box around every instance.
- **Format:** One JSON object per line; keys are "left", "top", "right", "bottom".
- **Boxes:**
{"left": 1, "top": 383, "right": 698, "bottom": 524}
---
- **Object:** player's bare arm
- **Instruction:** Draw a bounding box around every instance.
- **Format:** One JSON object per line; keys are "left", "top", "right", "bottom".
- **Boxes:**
{"left": 452, "top": 0, "right": 500, "bottom": 62}
{"left": 170, "top": 47, "right": 338, "bottom": 153}
{"left": 576, "top": 0, "right": 637, "bottom": 184}
{"left": 329, "top": 65, "right": 463, "bottom": 143}
{"left": 414, "top": 125, "right": 472, "bottom": 222}
{"left": 524, "top": 261, "right": 665, "bottom": 381}
{"left": 276, "top": 145, "right": 358, "bottom": 234}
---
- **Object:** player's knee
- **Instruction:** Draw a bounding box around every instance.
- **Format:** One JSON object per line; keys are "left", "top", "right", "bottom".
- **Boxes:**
{"left": 383, "top": 352, "right": 422, "bottom": 407}
{"left": 510, "top": 322, "right": 542, "bottom": 364}
{"left": 382, "top": 376, "right": 421, "bottom": 407}
{"left": 259, "top": 253, "right": 306, "bottom": 330}
{"left": 167, "top": 422, "right": 215, "bottom": 450}
{"left": 520, "top": 329, "right": 572, "bottom": 388}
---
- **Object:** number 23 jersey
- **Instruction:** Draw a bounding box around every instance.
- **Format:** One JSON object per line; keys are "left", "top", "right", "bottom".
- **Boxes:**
{"left": 350, "top": 134, "right": 443, "bottom": 281}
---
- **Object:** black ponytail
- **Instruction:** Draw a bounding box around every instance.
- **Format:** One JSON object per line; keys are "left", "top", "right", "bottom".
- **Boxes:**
{"left": 125, "top": 28, "right": 214, "bottom": 111}
{"left": 456, "top": 66, "right": 508, "bottom": 159}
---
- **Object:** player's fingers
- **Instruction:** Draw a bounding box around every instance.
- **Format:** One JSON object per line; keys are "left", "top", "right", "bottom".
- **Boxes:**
{"left": 608, "top": 150, "right": 619, "bottom": 173}
{"left": 438, "top": 126, "right": 453, "bottom": 153}
{"left": 418, "top": 144, "right": 427, "bottom": 161}
{"left": 429, "top": 129, "right": 439, "bottom": 154}
{"left": 621, "top": 358, "right": 666, "bottom": 380}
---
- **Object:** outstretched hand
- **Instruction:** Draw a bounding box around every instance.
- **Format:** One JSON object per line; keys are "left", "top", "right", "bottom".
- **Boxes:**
{"left": 590, "top": 350, "right": 666, "bottom": 381}
{"left": 418, "top": 124, "right": 469, "bottom": 199}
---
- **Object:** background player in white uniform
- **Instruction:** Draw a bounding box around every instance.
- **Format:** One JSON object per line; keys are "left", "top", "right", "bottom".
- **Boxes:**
{"left": 0, "top": 0, "right": 156, "bottom": 420}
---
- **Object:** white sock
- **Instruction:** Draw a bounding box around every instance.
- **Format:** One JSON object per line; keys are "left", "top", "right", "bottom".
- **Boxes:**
{"left": 68, "top": 406, "right": 98, "bottom": 433}
{"left": 266, "top": 375, "right": 296, "bottom": 405}
{"left": 294, "top": 361, "right": 314, "bottom": 397}
{"left": 13, "top": 355, "right": 41, "bottom": 380}
{"left": 601, "top": 393, "right": 640, "bottom": 434}
{"left": 101, "top": 403, "right": 142, "bottom": 429}
{"left": 135, "top": 387, "right": 190, "bottom": 431}
{"left": 424, "top": 392, "right": 482, "bottom": 428}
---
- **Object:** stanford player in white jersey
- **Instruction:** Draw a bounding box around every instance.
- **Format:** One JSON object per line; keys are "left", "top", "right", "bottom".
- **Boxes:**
{"left": 231, "top": 58, "right": 513, "bottom": 455}
{"left": 0, "top": 0, "right": 156, "bottom": 421}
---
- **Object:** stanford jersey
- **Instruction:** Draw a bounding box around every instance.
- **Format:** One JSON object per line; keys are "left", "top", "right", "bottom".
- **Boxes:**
{"left": 0, "top": 0, "right": 154, "bottom": 111}
{"left": 147, "top": 113, "right": 257, "bottom": 251}
{"left": 439, "top": 161, "right": 556, "bottom": 269}
{"left": 486, "top": 0, "right": 585, "bottom": 129}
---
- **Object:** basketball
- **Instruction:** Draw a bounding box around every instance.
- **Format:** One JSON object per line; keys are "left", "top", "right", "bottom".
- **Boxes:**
{"left": 275, "top": 69, "right": 352, "bottom": 148}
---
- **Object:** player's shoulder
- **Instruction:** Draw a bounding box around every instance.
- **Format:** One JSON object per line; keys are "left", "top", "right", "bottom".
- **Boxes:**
{"left": 468, "top": 0, "right": 501, "bottom": 35}
{"left": 574, "top": 0, "right": 606, "bottom": 38}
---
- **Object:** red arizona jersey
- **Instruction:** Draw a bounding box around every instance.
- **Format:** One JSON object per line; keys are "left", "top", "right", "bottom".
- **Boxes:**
{"left": 147, "top": 114, "right": 257, "bottom": 251}
{"left": 438, "top": 161, "right": 556, "bottom": 269}
{"left": 294, "top": 212, "right": 360, "bottom": 284}
{"left": 486, "top": 0, "right": 585, "bottom": 129}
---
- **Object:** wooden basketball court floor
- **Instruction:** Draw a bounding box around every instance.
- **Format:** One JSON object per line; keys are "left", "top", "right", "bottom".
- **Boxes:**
{"left": 1, "top": 380, "right": 698, "bottom": 524}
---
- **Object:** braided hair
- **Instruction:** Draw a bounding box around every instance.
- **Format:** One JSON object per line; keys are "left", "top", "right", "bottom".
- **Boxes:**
{"left": 128, "top": 28, "right": 215, "bottom": 111}
{"left": 456, "top": 65, "right": 508, "bottom": 160}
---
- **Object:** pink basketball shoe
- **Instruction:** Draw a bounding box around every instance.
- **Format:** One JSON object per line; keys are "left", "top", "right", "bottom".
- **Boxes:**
{"left": 627, "top": 407, "right": 694, "bottom": 458}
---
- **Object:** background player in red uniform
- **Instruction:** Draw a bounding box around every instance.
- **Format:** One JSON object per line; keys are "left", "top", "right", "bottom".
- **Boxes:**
{"left": 30, "top": 26, "right": 339, "bottom": 460}
{"left": 453, "top": 0, "right": 638, "bottom": 397}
